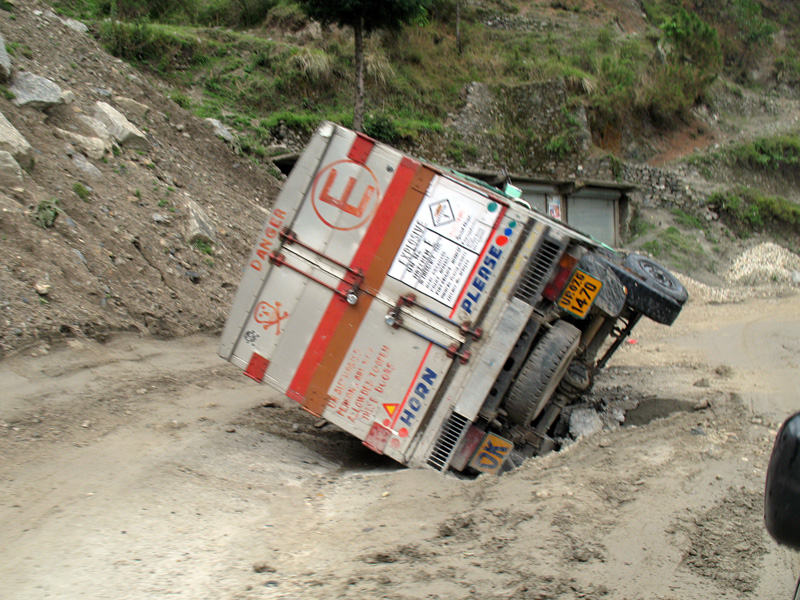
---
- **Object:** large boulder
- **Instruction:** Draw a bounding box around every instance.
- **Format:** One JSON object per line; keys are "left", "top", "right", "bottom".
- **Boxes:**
{"left": 78, "top": 114, "right": 111, "bottom": 141}
{"left": 113, "top": 96, "right": 151, "bottom": 125}
{"left": 93, "top": 101, "right": 149, "bottom": 150}
{"left": 10, "top": 71, "right": 64, "bottom": 110}
{"left": 0, "top": 112, "right": 33, "bottom": 170}
{"left": 62, "top": 17, "right": 89, "bottom": 34}
{"left": 184, "top": 198, "right": 216, "bottom": 245}
{"left": 205, "top": 118, "right": 234, "bottom": 144}
{"left": 54, "top": 127, "right": 111, "bottom": 160}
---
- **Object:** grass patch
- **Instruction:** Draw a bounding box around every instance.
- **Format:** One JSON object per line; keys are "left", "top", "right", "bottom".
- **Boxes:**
{"left": 671, "top": 207, "right": 706, "bottom": 230}
{"left": 628, "top": 213, "right": 657, "bottom": 239}
{"left": 192, "top": 239, "right": 214, "bottom": 255}
{"left": 72, "top": 182, "right": 91, "bottom": 202}
{"left": 727, "top": 135, "right": 800, "bottom": 171}
{"left": 707, "top": 187, "right": 800, "bottom": 237}
{"left": 641, "top": 226, "right": 706, "bottom": 271}
{"left": 97, "top": 21, "right": 211, "bottom": 73}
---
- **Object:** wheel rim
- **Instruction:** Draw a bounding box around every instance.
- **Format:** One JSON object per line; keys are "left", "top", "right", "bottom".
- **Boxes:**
{"left": 641, "top": 258, "right": 677, "bottom": 291}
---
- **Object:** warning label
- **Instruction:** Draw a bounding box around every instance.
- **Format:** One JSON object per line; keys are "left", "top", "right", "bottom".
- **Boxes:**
{"left": 388, "top": 176, "right": 499, "bottom": 307}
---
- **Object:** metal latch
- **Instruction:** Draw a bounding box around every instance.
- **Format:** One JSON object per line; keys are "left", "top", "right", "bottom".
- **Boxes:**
{"left": 385, "top": 294, "right": 480, "bottom": 364}
{"left": 269, "top": 228, "right": 364, "bottom": 306}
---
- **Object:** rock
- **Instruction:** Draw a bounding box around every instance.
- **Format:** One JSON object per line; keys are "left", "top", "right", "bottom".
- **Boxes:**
{"left": 267, "top": 143, "right": 289, "bottom": 155}
{"left": 10, "top": 72, "right": 64, "bottom": 110}
{"left": 0, "top": 112, "right": 34, "bottom": 170}
{"left": 205, "top": 118, "right": 234, "bottom": 144}
{"left": 62, "top": 17, "right": 89, "bottom": 34}
{"left": 113, "top": 96, "right": 151, "bottom": 124}
{"left": 78, "top": 115, "right": 111, "bottom": 141}
{"left": 71, "top": 153, "right": 102, "bottom": 179}
{"left": 184, "top": 198, "right": 216, "bottom": 245}
{"left": 34, "top": 281, "right": 51, "bottom": 296}
{"left": 93, "top": 101, "right": 149, "bottom": 150}
{"left": 252, "top": 562, "right": 275, "bottom": 574}
{"left": 0, "top": 32, "right": 11, "bottom": 83}
{"left": 569, "top": 408, "right": 603, "bottom": 439}
{"left": 61, "top": 90, "right": 76, "bottom": 105}
{"left": 0, "top": 150, "right": 23, "bottom": 186}
{"left": 152, "top": 213, "right": 171, "bottom": 224}
{"left": 54, "top": 127, "right": 110, "bottom": 161}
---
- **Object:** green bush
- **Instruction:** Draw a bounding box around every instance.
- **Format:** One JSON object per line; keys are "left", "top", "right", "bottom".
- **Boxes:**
{"left": 364, "top": 113, "right": 401, "bottom": 144}
{"left": 97, "top": 21, "right": 207, "bottom": 72}
{"left": 265, "top": 0, "right": 307, "bottom": 30}
{"left": 544, "top": 132, "right": 571, "bottom": 158}
{"left": 660, "top": 8, "right": 721, "bottom": 80}
{"left": 35, "top": 198, "right": 61, "bottom": 229}
{"left": 637, "top": 8, "right": 721, "bottom": 123}
{"left": 170, "top": 91, "right": 192, "bottom": 109}
{"left": 639, "top": 63, "right": 700, "bottom": 124}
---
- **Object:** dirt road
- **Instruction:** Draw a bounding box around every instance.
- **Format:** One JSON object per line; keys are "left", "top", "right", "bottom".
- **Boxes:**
{"left": 1, "top": 290, "right": 799, "bottom": 600}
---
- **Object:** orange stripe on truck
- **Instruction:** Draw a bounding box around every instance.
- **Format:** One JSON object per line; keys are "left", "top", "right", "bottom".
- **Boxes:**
{"left": 288, "top": 160, "right": 435, "bottom": 415}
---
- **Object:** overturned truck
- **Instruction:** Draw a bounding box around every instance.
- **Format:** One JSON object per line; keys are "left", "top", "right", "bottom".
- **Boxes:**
{"left": 219, "top": 122, "right": 687, "bottom": 475}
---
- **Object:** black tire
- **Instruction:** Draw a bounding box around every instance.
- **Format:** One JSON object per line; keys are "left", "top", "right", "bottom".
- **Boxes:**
{"left": 624, "top": 253, "right": 688, "bottom": 303}
{"left": 505, "top": 320, "right": 581, "bottom": 426}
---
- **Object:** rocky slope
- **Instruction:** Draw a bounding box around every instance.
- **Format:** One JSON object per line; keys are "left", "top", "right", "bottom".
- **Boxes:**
{"left": 0, "top": 1, "right": 281, "bottom": 357}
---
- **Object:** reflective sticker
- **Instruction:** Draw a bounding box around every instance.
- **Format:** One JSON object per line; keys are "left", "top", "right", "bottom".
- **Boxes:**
{"left": 244, "top": 353, "right": 270, "bottom": 383}
{"left": 364, "top": 421, "right": 392, "bottom": 454}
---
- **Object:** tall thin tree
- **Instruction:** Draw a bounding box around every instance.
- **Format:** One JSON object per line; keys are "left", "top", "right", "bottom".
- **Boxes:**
{"left": 298, "top": 0, "right": 431, "bottom": 131}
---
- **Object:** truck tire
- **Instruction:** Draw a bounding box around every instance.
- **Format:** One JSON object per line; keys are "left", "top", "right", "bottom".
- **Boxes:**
{"left": 505, "top": 320, "right": 581, "bottom": 426}
{"left": 624, "top": 254, "right": 688, "bottom": 303}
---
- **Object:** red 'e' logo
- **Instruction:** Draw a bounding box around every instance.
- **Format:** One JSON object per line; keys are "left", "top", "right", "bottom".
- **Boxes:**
{"left": 311, "top": 160, "right": 380, "bottom": 231}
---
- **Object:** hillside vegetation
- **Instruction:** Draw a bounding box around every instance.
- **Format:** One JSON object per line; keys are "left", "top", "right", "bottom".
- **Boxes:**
{"left": 46, "top": 0, "right": 800, "bottom": 163}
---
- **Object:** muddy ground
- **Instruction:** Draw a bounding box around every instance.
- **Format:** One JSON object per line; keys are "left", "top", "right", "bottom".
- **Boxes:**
{"left": 1, "top": 287, "right": 798, "bottom": 600}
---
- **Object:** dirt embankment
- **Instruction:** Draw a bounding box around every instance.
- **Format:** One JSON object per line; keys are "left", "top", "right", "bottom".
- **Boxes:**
{"left": 1, "top": 289, "right": 798, "bottom": 600}
{"left": 0, "top": 1, "right": 280, "bottom": 358}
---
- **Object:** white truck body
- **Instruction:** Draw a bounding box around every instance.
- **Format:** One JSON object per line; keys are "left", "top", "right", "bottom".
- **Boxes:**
{"left": 219, "top": 122, "right": 686, "bottom": 474}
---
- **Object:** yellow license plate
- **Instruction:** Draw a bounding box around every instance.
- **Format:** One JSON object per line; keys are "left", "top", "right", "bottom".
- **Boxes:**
{"left": 558, "top": 269, "right": 602, "bottom": 318}
{"left": 468, "top": 433, "right": 513, "bottom": 475}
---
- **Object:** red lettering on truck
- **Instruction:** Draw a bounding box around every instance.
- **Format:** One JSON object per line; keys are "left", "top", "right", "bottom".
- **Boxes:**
{"left": 249, "top": 208, "right": 287, "bottom": 272}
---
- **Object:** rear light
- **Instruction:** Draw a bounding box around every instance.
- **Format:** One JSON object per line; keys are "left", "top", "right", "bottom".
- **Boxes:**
{"left": 542, "top": 253, "right": 578, "bottom": 301}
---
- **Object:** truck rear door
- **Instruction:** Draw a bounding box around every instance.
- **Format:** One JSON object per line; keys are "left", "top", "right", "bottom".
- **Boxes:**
{"left": 219, "top": 123, "right": 512, "bottom": 464}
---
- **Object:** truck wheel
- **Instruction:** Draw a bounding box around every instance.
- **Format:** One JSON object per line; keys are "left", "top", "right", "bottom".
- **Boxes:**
{"left": 505, "top": 320, "right": 581, "bottom": 426}
{"left": 624, "top": 254, "right": 688, "bottom": 303}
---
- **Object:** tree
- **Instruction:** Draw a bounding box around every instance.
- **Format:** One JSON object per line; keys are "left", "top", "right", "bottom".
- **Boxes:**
{"left": 298, "top": 0, "right": 431, "bottom": 131}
